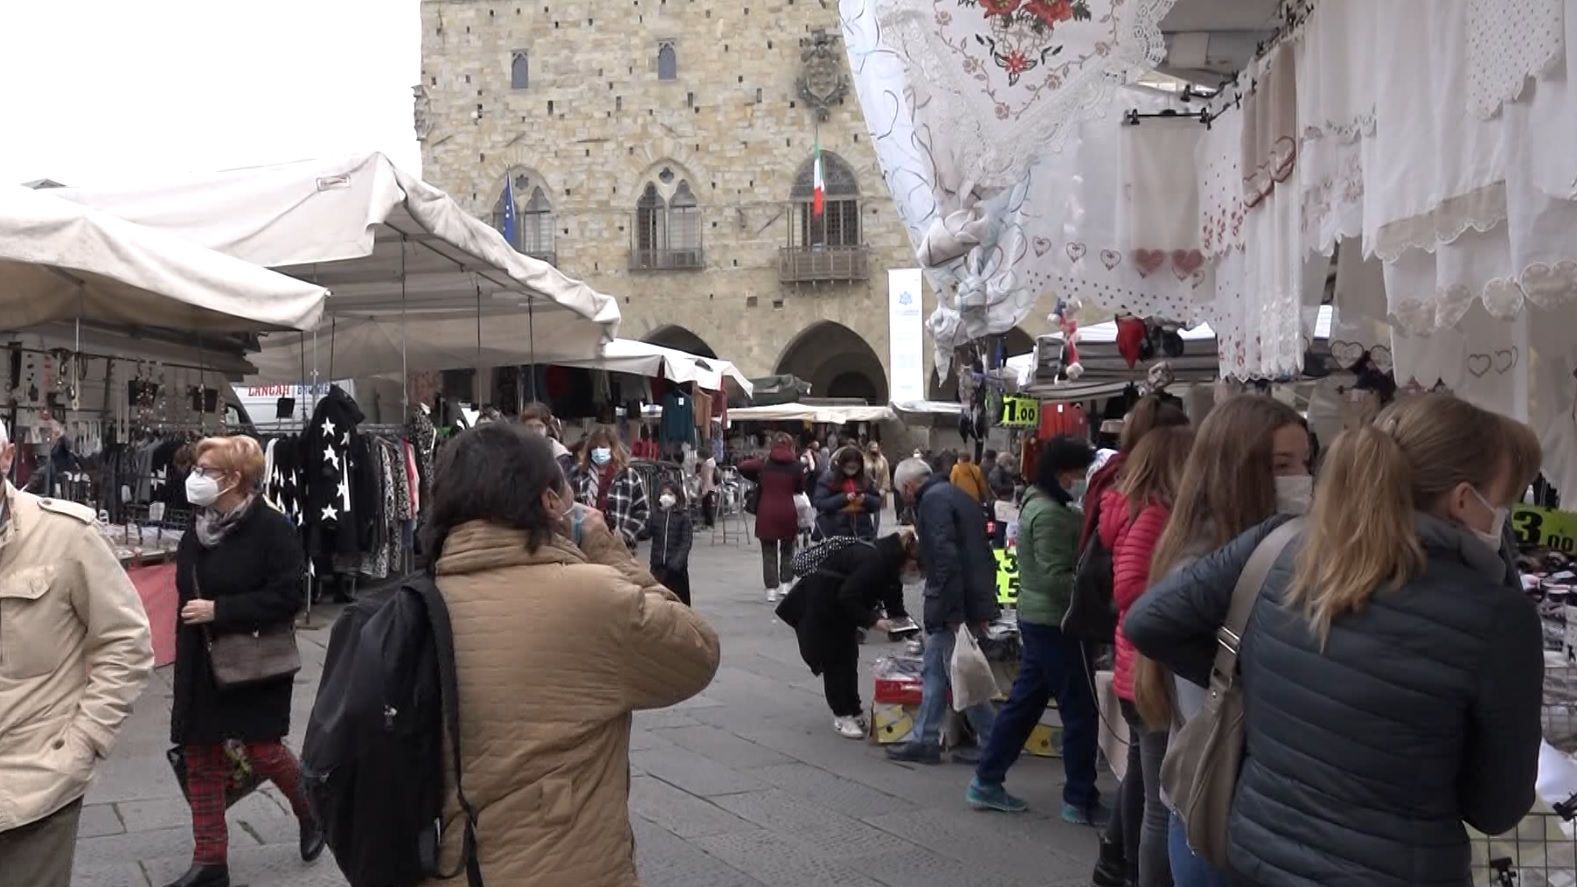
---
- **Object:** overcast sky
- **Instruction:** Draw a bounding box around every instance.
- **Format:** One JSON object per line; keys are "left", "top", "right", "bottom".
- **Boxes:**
{"left": 1, "top": 0, "right": 421, "bottom": 188}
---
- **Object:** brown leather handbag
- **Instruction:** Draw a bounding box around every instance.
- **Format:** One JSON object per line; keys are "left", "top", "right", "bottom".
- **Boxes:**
{"left": 195, "top": 570, "right": 302, "bottom": 690}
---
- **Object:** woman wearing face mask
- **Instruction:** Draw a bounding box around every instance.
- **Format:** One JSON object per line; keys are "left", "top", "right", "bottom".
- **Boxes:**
{"left": 1124, "top": 394, "right": 1544, "bottom": 887}
{"left": 812, "top": 447, "right": 884, "bottom": 541}
{"left": 421, "top": 423, "right": 720, "bottom": 886}
{"left": 968, "top": 436, "right": 1107, "bottom": 824}
{"left": 166, "top": 437, "right": 322, "bottom": 887}
{"left": 645, "top": 480, "right": 694, "bottom": 606}
{"left": 575, "top": 427, "right": 650, "bottom": 550}
{"left": 1109, "top": 396, "right": 1308, "bottom": 887}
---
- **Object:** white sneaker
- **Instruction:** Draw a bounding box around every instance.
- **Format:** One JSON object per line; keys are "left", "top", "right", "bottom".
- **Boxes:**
{"left": 779, "top": 582, "right": 793, "bottom": 599}
{"left": 833, "top": 716, "right": 865, "bottom": 739}
{"left": 767, "top": 585, "right": 779, "bottom": 603}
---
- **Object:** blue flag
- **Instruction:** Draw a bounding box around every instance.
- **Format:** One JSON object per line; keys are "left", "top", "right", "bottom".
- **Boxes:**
{"left": 500, "top": 177, "right": 518, "bottom": 248}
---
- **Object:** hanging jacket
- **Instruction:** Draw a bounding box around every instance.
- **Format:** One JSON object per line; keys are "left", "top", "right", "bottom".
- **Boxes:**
{"left": 303, "top": 386, "right": 365, "bottom": 564}
{"left": 1097, "top": 487, "right": 1169, "bottom": 702}
{"left": 1123, "top": 514, "right": 1543, "bottom": 887}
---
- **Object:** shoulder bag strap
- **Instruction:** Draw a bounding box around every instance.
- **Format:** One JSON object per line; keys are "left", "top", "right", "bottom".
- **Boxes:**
{"left": 1210, "top": 518, "right": 1306, "bottom": 691}
{"left": 416, "top": 580, "right": 486, "bottom": 887}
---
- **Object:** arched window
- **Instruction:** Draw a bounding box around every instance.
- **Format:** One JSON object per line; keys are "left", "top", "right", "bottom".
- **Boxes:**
{"left": 657, "top": 41, "right": 678, "bottom": 81}
{"left": 791, "top": 152, "right": 861, "bottom": 248}
{"left": 492, "top": 174, "right": 555, "bottom": 262}
{"left": 631, "top": 176, "right": 703, "bottom": 270}
{"left": 510, "top": 50, "right": 529, "bottom": 89}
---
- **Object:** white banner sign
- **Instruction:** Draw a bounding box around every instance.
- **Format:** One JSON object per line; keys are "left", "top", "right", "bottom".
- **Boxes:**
{"left": 888, "top": 268, "right": 926, "bottom": 404}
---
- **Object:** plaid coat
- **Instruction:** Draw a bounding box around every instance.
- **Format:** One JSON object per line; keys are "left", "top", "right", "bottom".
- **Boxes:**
{"left": 576, "top": 464, "right": 650, "bottom": 548}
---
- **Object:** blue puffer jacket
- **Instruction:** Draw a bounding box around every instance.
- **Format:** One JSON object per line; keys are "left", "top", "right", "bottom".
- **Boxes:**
{"left": 1124, "top": 513, "right": 1543, "bottom": 887}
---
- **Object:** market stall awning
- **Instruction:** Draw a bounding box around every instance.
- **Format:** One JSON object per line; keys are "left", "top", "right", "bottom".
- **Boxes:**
{"left": 53, "top": 153, "right": 621, "bottom": 367}
{"left": 0, "top": 185, "right": 327, "bottom": 333}
{"left": 551, "top": 339, "right": 753, "bottom": 396}
{"left": 728, "top": 403, "right": 895, "bottom": 424}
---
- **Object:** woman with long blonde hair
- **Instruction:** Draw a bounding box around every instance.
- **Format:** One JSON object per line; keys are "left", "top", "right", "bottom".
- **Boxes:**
{"left": 1092, "top": 425, "right": 1195, "bottom": 887}
{"left": 1123, "top": 395, "right": 1309, "bottom": 887}
{"left": 1124, "top": 395, "right": 1544, "bottom": 887}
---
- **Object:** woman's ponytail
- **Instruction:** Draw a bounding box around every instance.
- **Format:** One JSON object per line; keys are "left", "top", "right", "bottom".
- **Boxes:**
{"left": 1286, "top": 423, "right": 1424, "bottom": 646}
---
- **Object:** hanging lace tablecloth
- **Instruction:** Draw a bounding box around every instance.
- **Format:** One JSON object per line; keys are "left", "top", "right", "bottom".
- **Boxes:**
{"left": 873, "top": 0, "right": 1176, "bottom": 190}
{"left": 1466, "top": 0, "right": 1564, "bottom": 119}
{"left": 1295, "top": 0, "right": 1376, "bottom": 255}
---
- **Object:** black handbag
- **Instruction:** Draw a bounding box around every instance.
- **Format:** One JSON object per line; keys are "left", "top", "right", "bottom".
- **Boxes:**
{"left": 1062, "top": 488, "right": 1118, "bottom": 644}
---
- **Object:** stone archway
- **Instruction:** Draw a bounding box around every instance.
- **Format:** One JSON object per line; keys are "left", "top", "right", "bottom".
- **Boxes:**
{"left": 643, "top": 324, "right": 717, "bottom": 359}
{"left": 776, "top": 321, "right": 888, "bottom": 403}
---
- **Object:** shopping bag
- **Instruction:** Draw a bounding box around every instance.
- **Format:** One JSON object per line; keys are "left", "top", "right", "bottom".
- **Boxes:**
{"left": 793, "top": 492, "right": 815, "bottom": 530}
{"left": 949, "top": 626, "right": 999, "bottom": 711}
{"left": 167, "top": 740, "right": 262, "bottom": 809}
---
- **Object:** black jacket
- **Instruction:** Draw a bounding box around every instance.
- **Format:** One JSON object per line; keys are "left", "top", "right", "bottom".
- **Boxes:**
{"left": 303, "top": 385, "right": 364, "bottom": 565}
{"left": 646, "top": 505, "right": 693, "bottom": 572}
{"left": 1124, "top": 513, "right": 1544, "bottom": 887}
{"left": 172, "top": 501, "right": 308, "bottom": 744}
{"left": 775, "top": 535, "right": 911, "bottom": 674}
{"left": 914, "top": 474, "right": 999, "bottom": 633}
{"left": 811, "top": 468, "right": 881, "bottom": 540}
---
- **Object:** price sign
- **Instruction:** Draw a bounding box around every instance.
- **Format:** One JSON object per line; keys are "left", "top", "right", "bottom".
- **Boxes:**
{"left": 1511, "top": 504, "right": 1577, "bottom": 553}
{"left": 999, "top": 395, "right": 1040, "bottom": 430}
{"left": 995, "top": 547, "right": 1020, "bottom": 605}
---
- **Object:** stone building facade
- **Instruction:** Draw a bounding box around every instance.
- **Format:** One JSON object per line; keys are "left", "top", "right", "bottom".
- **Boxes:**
{"left": 418, "top": 0, "right": 1039, "bottom": 403}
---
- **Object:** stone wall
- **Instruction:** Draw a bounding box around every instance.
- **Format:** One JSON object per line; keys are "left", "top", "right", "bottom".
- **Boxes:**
{"left": 418, "top": 0, "right": 953, "bottom": 397}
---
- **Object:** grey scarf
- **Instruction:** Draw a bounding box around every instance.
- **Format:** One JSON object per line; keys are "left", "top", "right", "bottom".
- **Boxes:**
{"left": 195, "top": 496, "right": 256, "bottom": 548}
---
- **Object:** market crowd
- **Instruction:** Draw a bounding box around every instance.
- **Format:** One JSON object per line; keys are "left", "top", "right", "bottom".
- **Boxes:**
{"left": 0, "top": 391, "right": 1552, "bottom": 887}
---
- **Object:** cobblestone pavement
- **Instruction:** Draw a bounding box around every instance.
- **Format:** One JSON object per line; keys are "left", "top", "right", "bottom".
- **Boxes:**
{"left": 72, "top": 515, "right": 1111, "bottom": 887}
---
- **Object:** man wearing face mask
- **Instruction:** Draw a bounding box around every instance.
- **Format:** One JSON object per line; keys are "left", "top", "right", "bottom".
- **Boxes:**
{"left": 0, "top": 421, "right": 155, "bottom": 887}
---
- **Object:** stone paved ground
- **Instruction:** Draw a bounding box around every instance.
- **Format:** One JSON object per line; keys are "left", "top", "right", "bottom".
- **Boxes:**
{"left": 72, "top": 513, "right": 1111, "bottom": 887}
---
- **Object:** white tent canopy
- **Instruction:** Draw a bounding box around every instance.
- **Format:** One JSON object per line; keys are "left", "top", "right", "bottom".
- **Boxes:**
{"left": 728, "top": 403, "right": 895, "bottom": 424}
{"left": 54, "top": 153, "right": 621, "bottom": 371}
{"left": 551, "top": 339, "right": 753, "bottom": 395}
{"left": 0, "top": 185, "right": 326, "bottom": 333}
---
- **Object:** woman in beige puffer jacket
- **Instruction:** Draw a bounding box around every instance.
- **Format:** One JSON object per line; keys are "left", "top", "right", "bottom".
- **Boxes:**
{"left": 421, "top": 423, "right": 721, "bottom": 887}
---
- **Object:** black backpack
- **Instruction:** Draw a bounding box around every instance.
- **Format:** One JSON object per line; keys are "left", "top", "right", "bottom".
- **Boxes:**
{"left": 1062, "top": 499, "right": 1118, "bottom": 645}
{"left": 300, "top": 575, "right": 484, "bottom": 887}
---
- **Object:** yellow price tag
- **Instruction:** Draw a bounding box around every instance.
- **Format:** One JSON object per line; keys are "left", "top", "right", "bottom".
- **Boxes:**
{"left": 999, "top": 395, "right": 1040, "bottom": 430}
{"left": 1511, "top": 504, "right": 1577, "bottom": 554}
{"left": 995, "top": 547, "right": 1020, "bottom": 605}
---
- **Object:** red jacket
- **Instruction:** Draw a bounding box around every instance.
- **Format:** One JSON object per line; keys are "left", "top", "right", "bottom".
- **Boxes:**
{"left": 1098, "top": 487, "right": 1170, "bottom": 701}
{"left": 739, "top": 445, "right": 806, "bottom": 542}
{"left": 1079, "top": 452, "right": 1125, "bottom": 553}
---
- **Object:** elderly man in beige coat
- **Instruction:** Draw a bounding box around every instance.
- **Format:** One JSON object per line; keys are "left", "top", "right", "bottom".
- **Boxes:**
{"left": 0, "top": 422, "right": 155, "bottom": 887}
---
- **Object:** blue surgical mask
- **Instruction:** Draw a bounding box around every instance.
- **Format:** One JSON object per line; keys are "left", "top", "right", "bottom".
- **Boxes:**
{"left": 591, "top": 447, "right": 612, "bottom": 466}
{"left": 1068, "top": 479, "right": 1088, "bottom": 502}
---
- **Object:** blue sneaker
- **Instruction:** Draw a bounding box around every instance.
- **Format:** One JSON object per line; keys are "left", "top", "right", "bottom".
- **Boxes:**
{"left": 1061, "top": 799, "right": 1111, "bottom": 825}
{"left": 966, "top": 779, "right": 1029, "bottom": 813}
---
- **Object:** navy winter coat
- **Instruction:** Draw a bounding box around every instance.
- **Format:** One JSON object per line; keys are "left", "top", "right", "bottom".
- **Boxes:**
{"left": 913, "top": 474, "right": 999, "bottom": 634}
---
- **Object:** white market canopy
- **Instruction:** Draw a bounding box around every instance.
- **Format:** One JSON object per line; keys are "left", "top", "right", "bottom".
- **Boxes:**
{"left": 0, "top": 185, "right": 327, "bottom": 333}
{"left": 53, "top": 152, "right": 621, "bottom": 373}
{"left": 728, "top": 403, "right": 895, "bottom": 424}
{"left": 552, "top": 339, "right": 753, "bottom": 396}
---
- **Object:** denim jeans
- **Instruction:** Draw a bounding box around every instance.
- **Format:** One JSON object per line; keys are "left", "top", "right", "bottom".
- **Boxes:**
{"left": 973, "top": 621, "right": 1099, "bottom": 811}
{"left": 1169, "top": 811, "right": 1230, "bottom": 887}
{"left": 913, "top": 629, "right": 996, "bottom": 748}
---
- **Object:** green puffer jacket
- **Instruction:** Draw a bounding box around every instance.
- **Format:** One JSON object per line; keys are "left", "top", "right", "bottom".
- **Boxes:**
{"left": 1014, "top": 486, "right": 1081, "bottom": 628}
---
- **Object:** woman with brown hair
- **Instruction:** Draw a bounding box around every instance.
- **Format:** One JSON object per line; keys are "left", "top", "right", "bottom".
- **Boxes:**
{"left": 1091, "top": 424, "right": 1195, "bottom": 887}
{"left": 574, "top": 426, "right": 650, "bottom": 550}
{"left": 1101, "top": 395, "right": 1308, "bottom": 887}
{"left": 1125, "top": 394, "right": 1543, "bottom": 887}
{"left": 1080, "top": 396, "right": 1190, "bottom": 553}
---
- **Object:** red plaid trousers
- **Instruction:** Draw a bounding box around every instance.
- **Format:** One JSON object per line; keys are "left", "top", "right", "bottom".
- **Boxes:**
{"left": 184, "top": 740, "right": 311, "bottom": 865}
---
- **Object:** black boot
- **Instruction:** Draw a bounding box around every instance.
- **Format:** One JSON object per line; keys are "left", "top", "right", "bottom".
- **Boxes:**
{"left": 300, "top": 815, "right": 327, "bottom": 862}
{"left": 1090, "top": 835, "right": 1126, "bottom": 887}
{"left": 163, "top": 863, "right": 229, "bottom": 887}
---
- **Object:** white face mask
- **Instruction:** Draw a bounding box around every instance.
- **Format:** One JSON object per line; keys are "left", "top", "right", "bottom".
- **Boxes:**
{"left": 591, "top": 447, "right": 612, "bottom": 466}
{"left": 659, "top": 494, "right": 677, "bottom": 509}
{"left": 186, "top": 473, "right": 224, "bottom": 508}
{"left": 1468, "top": 487, "right": 1509, "bottom": 553}
{"left": 1274, "top": 474, "right": 1314, "bottom": 516}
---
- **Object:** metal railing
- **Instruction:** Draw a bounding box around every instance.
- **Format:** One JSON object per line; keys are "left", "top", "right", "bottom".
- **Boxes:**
{"left": 778, "top": 245, "right": 870, "bottom": 283}
{"left": 628, "top": 248, "right": 705, "bottom": 271}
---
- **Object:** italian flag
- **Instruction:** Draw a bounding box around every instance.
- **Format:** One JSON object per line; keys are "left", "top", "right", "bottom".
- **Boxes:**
{"left": 811, "top": 137, "right": 825, "bottom": 218}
